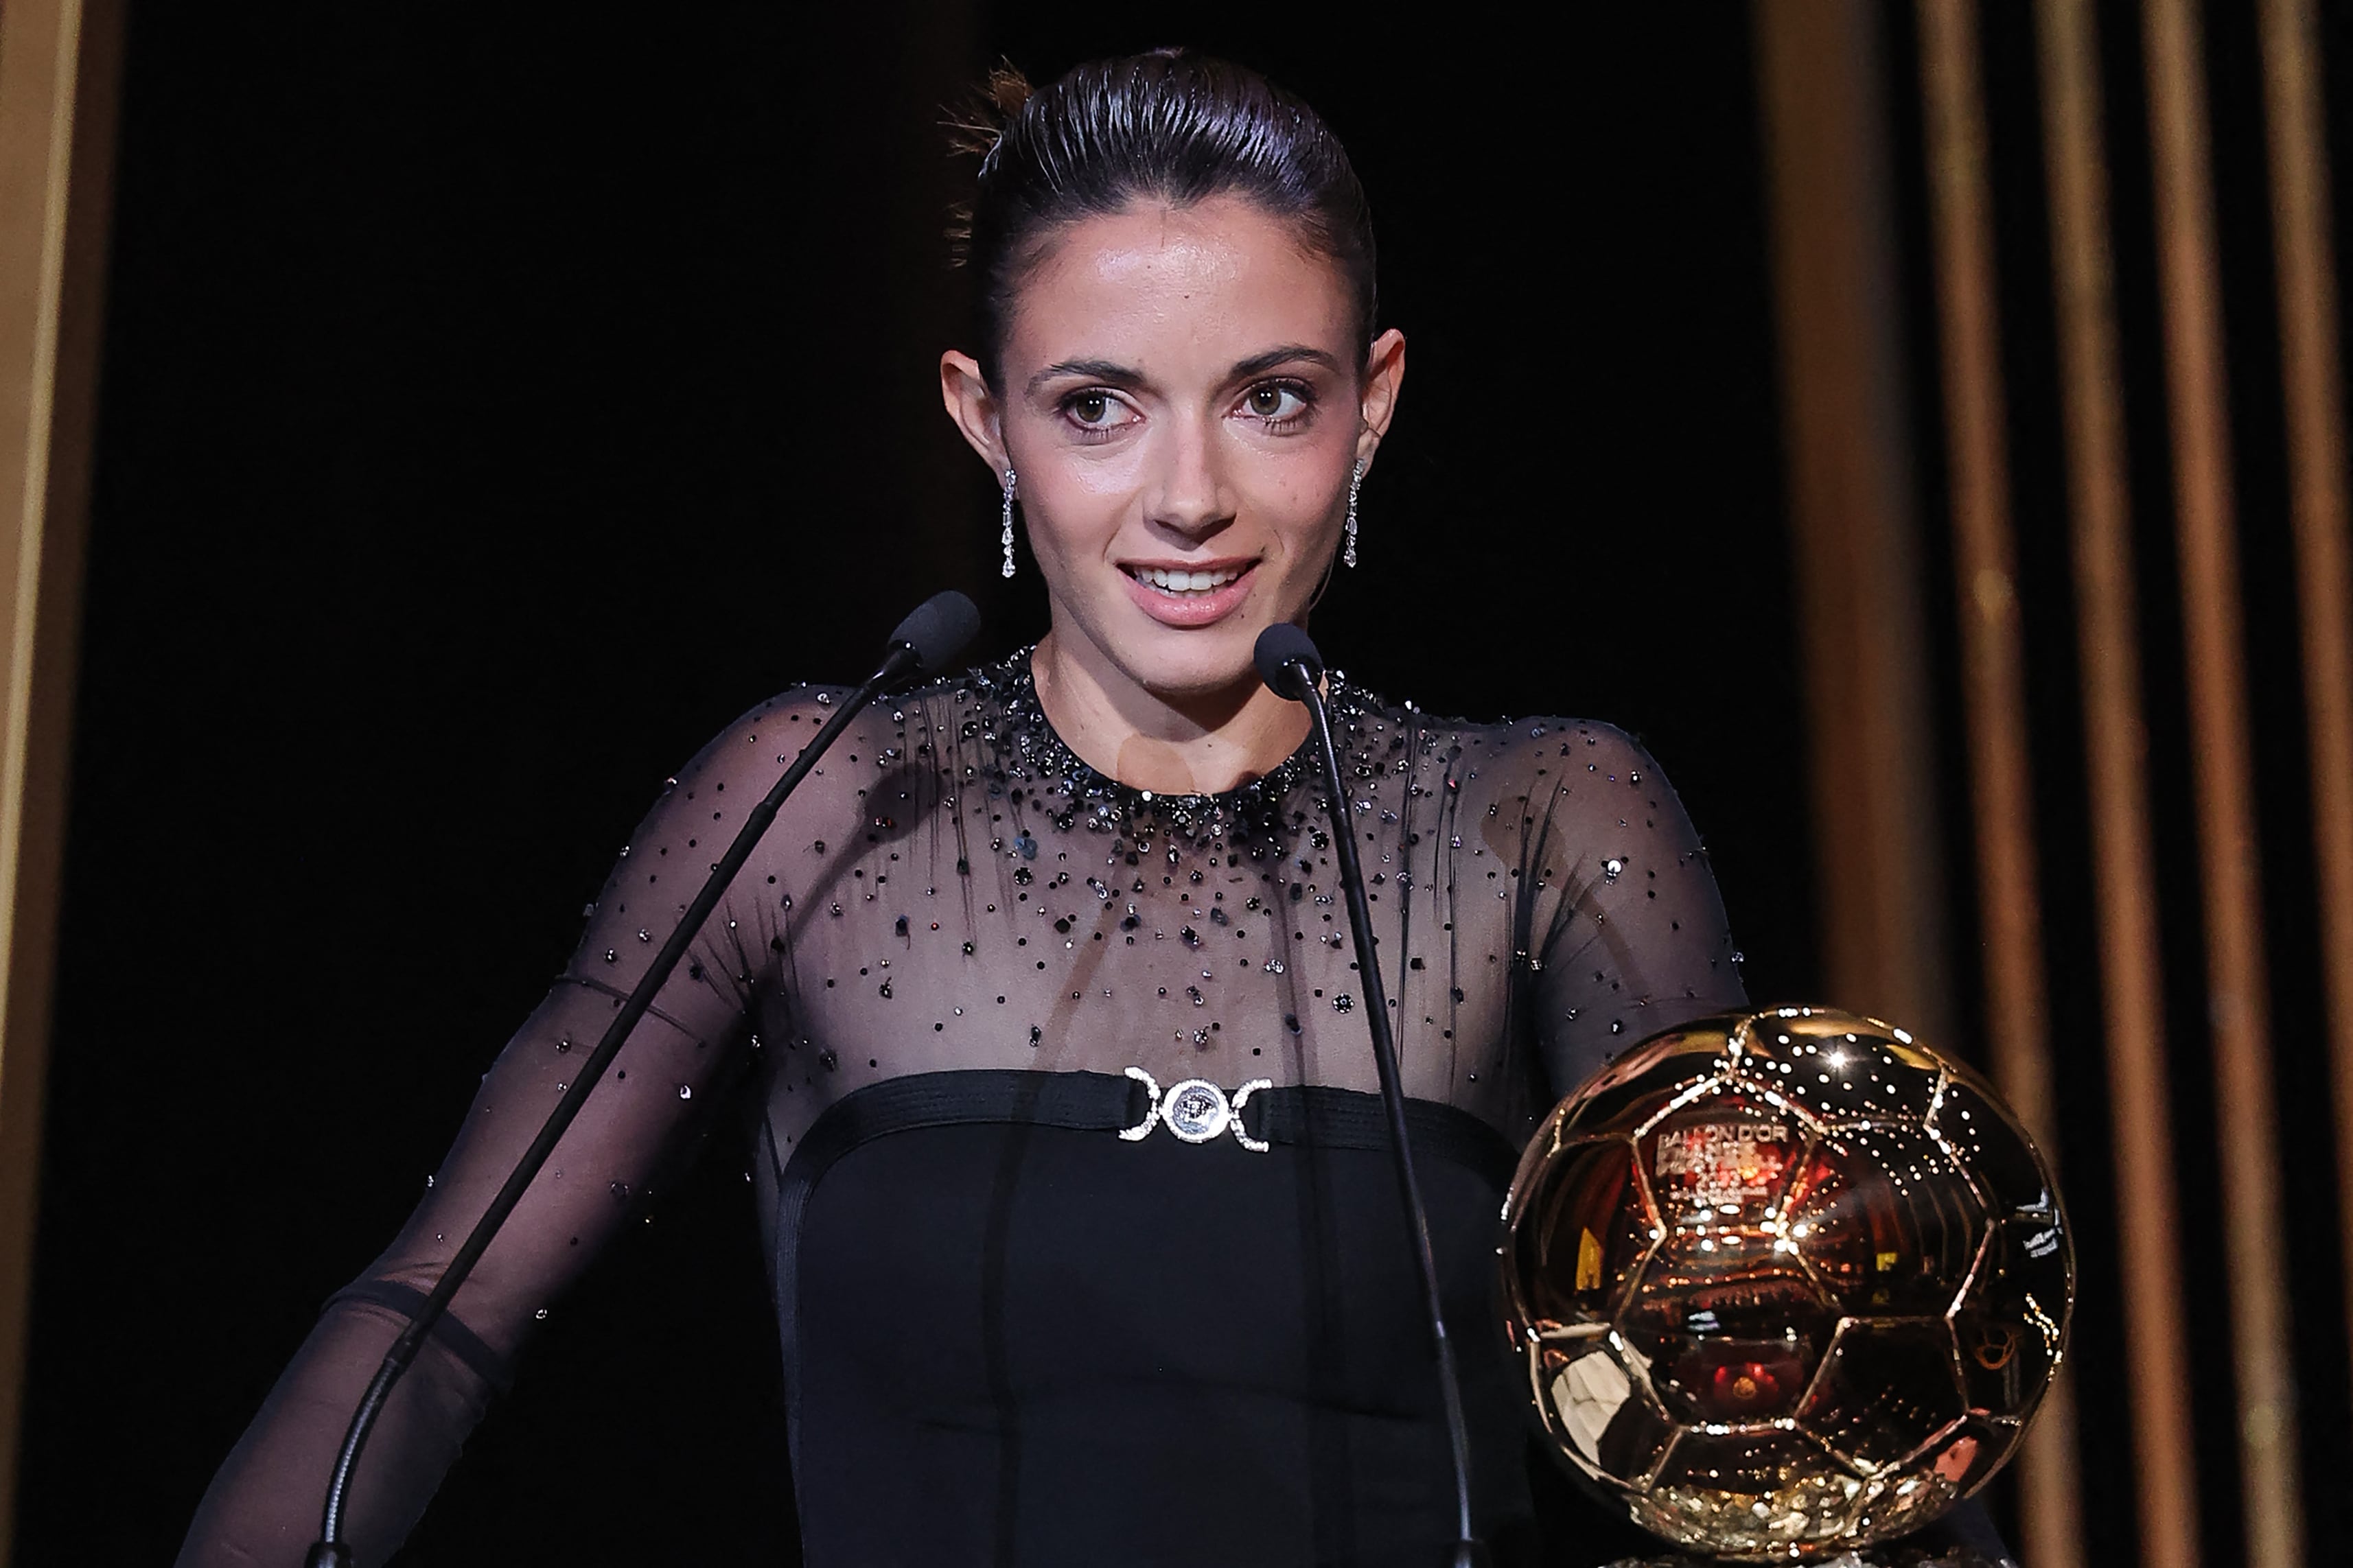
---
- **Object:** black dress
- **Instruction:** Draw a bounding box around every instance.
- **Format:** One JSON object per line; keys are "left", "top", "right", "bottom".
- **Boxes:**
{"left": 176, "top": 647, "right": 1757, "bottom": 1565}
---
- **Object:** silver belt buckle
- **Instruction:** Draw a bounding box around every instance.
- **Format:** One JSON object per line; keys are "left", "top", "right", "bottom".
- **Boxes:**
{"left": 1119, "top": 1066, "right": 1271, "bottom": 1153}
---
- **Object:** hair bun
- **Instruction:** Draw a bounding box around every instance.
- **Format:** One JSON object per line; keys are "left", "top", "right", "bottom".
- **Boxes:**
{"left": 985, "top": 63, "right": 1033, "bottom": 122}
{"left": 944, "top": 62, "right": 1034, "bottom": 162}
{"left": 943, "top": 60, "right": 1034, "bottom": 263}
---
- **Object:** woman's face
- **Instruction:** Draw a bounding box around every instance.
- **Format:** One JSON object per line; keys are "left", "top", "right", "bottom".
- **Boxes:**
{"left": 943, "top": 194, "right": 1404, "bottom": 704}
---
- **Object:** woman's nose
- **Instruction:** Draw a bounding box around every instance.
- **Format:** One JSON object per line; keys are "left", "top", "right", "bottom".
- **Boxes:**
{"left": 1144, "top": 420, "right": 1235, "bottom": 539}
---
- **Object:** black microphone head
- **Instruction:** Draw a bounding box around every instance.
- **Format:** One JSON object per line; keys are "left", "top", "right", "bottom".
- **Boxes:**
{"left": 889, "top": 591, "right": 981, "bottom": 675}
{"left": 1253, "top": 622, "right": 1323, "bottom": 701}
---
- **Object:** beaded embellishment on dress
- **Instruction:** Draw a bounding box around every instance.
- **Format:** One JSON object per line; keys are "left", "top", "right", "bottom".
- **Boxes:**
{"left": 959, "top": 644, "right": 1379, "bottom": 851}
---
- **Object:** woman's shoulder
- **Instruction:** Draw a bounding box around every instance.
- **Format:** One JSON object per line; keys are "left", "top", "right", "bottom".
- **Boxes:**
{"left": 660, "top": 681, "right": 879, "bottom": 801}
{"left": 739, "top": 647, "right": 1030, "bottom": 737}
{"left": 1342, "top": 686, "right": 1665, "bottom": 784}
{"left": 1325, "top": 692, "right": 1698, "bottom": 863}
{"left": 697, "top": 672, "right": 969, "bottom": 750}
{"left": 676, "top": 667, "right": 1015, "bottom": 804}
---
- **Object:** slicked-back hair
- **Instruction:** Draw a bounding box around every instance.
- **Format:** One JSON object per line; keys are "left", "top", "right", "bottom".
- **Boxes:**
{"left": 950, "top": 49, "right": 1378, "bottom": 391}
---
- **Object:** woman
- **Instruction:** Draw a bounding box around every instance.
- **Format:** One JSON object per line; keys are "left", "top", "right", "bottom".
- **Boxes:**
{"left": 179, "top": 51, "right": 1997, "bottom": 1567}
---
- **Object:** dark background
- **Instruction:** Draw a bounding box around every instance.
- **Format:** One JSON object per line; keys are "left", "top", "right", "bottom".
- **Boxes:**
{"left": 12, "top": 9, "right": 1805, "bottom": 1563}
{"left": 25, "top": 3, "right": 2337, "bottom": 1565}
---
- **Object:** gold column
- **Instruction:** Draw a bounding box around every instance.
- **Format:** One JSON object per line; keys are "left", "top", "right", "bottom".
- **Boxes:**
{"left": 2034, "top": 3, "right": 2201, "bottom": 1565}
{"left": 2256, "top": 0, "right": 2353, "bottom": 1405}
{"left": 0, "top": 0, "right": 121, "bottom": 1558}
{"left": 1750, "top": 0, "right": 1954, "bottom": 1040}
{"left": 2140, "top": 2, "right": 2304, "bottom": 1563}
{"left": 1912, "top": 5, "right": 2082, "bottom": 1565}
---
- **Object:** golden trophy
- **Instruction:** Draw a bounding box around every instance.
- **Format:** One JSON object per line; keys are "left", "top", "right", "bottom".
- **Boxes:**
{"left": 1500, "top": 1007, "right": 2069, "bottom": 1563}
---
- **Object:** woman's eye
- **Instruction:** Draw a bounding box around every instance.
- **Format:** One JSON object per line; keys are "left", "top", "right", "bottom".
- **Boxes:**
{"left": 1064, "top": 390, "right": 1130, "bottom": 429}
{"left": 1244, "top": 383, "right": 1310, "bottom": 422}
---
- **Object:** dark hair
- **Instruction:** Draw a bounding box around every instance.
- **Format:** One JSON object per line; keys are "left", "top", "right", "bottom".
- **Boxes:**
{"left": 949, "top": 49, "right": 1378, "bottom": 390}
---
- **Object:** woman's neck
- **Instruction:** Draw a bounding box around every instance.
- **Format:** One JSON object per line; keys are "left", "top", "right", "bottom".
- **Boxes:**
{"left": 1029, "top": 629, "right": 1315, "bottom": 797}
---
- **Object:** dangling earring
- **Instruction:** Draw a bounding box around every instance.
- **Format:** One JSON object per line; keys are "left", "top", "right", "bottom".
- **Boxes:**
{"left": 1343, "top": 458, "right": 1363, "bottom": 568}
{"left": 1000, "top": 467, "right": 1017, "bottom": 579}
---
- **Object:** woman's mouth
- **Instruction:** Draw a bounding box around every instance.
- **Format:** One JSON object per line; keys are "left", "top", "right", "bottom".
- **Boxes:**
{"left": 1119, "top": 559, "right": 1259, "bottom": 628}
{"left": 1128, "top": 564, "right": 1244, "bottom": 596}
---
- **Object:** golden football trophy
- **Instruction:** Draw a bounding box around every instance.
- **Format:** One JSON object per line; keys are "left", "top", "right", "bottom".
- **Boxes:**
{"left": 1500, "top": 1007, "right": 2070, "bottom": 1563}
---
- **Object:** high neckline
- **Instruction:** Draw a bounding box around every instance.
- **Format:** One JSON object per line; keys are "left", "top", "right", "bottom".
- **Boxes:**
{"left": 963, "top": 642, "right": 1377, "bottom": 845}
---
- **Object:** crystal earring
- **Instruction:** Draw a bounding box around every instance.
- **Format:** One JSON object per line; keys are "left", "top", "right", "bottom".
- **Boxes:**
{"left": 1343, "top": 458, "right": 1363, "bottom": 568}
{"left": 1000, "top": 467, "right": 1017, "bottom": 579}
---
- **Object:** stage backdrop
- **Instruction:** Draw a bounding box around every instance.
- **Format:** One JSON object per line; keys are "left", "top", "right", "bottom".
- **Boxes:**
{"left": 13, "top": 5, "right": 2351, "bottom": 1568}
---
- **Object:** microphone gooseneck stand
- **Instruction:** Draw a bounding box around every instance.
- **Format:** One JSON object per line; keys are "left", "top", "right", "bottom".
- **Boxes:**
{"left": 1254, "top": 624, "right": 1487, "bottom": 1568}
{"left": 305, "top": 592, "right": 980, "bottom": 1568}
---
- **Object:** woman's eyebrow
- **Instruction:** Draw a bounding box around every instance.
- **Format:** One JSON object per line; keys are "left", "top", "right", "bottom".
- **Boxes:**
{"left": 1024, "top": 345, "right": 1342, "bottom": 397}
{"left": 1229, "top": 344, "right": 1342, "bottom": 379}
{"left": 1026, "top": 358, "right": 1143, "bottom": 395}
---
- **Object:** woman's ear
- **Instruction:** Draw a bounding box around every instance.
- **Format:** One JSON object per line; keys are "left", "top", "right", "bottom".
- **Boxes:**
{"left": 940, "top": 351, "right": 1010, "bottom": 473}
{"left": 1354, "top": 328, "right": 1406, "bottom": 474}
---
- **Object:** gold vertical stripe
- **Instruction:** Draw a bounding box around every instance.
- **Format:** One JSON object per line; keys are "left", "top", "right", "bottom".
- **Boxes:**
{"left": 1750, "top": 0, "right": 1955, "bottom": 1041}
{"left": 2035, "top": 3, "right": 2203, "bottom": 1565}
{"left": 2141, "top": 3, "right": 2305, "bottom": 1563}
{"left": 1912, "top": 5, "right": 2083, "bottom": 1565}
{"left": 0, "top": 0, "right": 119, "bottom": 1558}
{"left": 2256, "top": 0, "right": 2353, "bottom": 1402}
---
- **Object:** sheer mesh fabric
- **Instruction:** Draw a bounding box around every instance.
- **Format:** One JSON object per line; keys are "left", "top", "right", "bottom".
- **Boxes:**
{"left": 176, "top": 646, "right": 1746, "bottom": 1565}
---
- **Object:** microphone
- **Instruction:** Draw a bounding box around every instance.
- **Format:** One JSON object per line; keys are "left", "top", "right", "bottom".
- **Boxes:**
{"left": 883, "top": 589, "right": 982, "bottom": 684}
{"left": 307, "top": 592, "right": 979, "bottom": 1567}
{"left": 1253, "top": 622, "right": 1321, "bottom": 701}
{"left": 1255, "top": 623, "right": 1486, "bottom": 1568}
{"left": 1251, "top": 620, "right": 1327, "bottom": 700}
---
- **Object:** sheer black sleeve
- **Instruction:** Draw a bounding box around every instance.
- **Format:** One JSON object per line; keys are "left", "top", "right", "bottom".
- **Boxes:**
{"left": 1481, "top": 718, "right": 1749, "bottom": 1101}
{"left": 173, "top": 690, "right": 853, "bottom": 1567}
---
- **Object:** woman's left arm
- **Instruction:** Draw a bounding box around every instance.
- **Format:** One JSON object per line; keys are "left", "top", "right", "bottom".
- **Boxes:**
{"left": 1516, "top": 720, "right": 1748, "bottom": 1101}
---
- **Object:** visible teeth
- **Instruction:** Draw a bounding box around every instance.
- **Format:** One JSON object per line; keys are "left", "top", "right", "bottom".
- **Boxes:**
{"left": 1135, "top": 565, "right": 1241, "bottom": 594}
